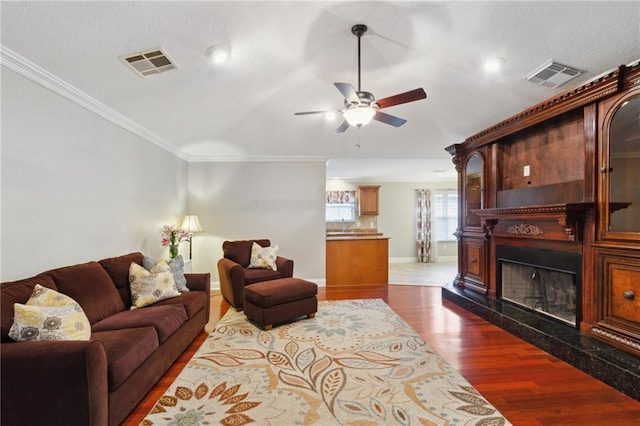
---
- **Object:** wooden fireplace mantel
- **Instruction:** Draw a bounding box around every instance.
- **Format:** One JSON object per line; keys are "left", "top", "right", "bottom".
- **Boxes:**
{"left": 472, "top": 203, "right": 593, "bottom": 242}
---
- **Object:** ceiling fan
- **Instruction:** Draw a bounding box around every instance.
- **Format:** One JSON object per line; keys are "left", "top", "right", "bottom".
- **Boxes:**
{"left": 295, "top": 24, "right": 427, "bottom": 133}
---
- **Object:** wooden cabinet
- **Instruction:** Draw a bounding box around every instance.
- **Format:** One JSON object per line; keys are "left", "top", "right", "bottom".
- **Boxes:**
{"left": 592, "top": 250, "right": 640, "bottom": 356}
{"left": 451, "top": 152, "right": 489, "bottom": 295}
{"left": 446, "top": 60, "right": 640, "bottom": 357}
{"left": 358, "top": 185, "right": 379, "bottom": 215}
{"left": 597, "top": 88, "right": 640, "bottom": 239}
{"left": 461, "top": 237, "right": 486, "bottom": 293}
{"left": 326, "top": 237, "right": 388, "bottom": 286}
{"left": 592, "top": 86, "right": 640, "bottom": 355}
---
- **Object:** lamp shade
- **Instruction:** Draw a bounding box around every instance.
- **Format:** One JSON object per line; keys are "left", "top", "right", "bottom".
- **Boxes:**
{"left": 181, "top": 215, "right": 203, "bottom": 233}
{"left": 343, "top": 106, "right": 375, "bottom": 127}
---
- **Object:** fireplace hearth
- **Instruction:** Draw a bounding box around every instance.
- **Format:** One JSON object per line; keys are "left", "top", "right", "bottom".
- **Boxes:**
{"left": 441, "top": 284, "right": 640, "bottom": 401}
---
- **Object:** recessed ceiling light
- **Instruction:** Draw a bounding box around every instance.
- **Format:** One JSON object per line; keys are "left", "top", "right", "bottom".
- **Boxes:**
{"left": 206, "top": 45, "right": 230, "bottom": 64}
{"left": 482, "top": 57, "right": 505, "bottom": 72}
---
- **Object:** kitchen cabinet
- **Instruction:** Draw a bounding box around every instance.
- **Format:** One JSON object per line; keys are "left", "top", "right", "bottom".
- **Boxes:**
{"left": 358, "top": 185, "right": 379, "bottom": 215}
{"left": 326, "top": 236, "right": 388, "bottom": 286}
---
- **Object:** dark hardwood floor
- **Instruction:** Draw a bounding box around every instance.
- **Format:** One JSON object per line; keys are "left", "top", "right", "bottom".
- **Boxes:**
{"left": 125, "top": 286, "right": 640, "bottom": 425}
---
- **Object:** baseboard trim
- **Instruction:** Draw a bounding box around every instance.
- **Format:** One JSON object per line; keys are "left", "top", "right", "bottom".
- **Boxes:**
{"left": 389, "top": 257, "right": 418, "bottom": 263}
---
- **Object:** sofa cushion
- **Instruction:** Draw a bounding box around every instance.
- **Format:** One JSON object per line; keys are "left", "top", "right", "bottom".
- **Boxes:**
{"left": 243, "top": 267, "right": 282, "bottom": 285}
{"left": 99, "top": 252, "right": 145, "bottom": 307}
{"left": 1, "top": 274, "right": 58, "bottom": 342}
{"left": 45, "top": 262, "right": 126, "bottom": 324}
{"left": 223, "top": 239, "right": 271, "bottom": 267}
{"left": 9, "top": 284, "right": 91, "bottom": 342}
{"left": 91, "top": 327, "right": 158, "bottom": 390}
{"left": 129, "top": 262, "right": 179, "bottom": 309}
{"left": 152, "top": 291, "right": 208, "bottom": 319}
{"left": 248, "top": 242, "right": 279, "bottom": 271}
{"left": 143, "top": 255, "right": 189, "bottom": 292}
{"left": 92, "top": 304, "right": 187, "bottom": 343}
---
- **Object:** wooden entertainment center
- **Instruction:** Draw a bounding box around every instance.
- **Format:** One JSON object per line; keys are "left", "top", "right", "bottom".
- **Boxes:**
{"left": 447, "top": 60, "right": 640, "bottom": 356}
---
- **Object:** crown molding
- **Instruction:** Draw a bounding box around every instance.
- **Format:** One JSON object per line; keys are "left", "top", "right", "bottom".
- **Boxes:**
{"left": 0, "top": 45, "right": 189, "bottom": 161}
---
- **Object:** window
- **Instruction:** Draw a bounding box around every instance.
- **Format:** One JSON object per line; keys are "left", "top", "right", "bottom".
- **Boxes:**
{"left": 326, "top": 203, "right": 356, "bottom": 222}
{"left": 434, "top": 190, "right": 458, "bottom": 241}
{"left": 326, "top": 190, "right": 357, "bottom": 222}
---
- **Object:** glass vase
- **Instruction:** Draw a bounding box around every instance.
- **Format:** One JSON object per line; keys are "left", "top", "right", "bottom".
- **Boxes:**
{"left": 169, "top": 244, "right": 179, "bottom": 259}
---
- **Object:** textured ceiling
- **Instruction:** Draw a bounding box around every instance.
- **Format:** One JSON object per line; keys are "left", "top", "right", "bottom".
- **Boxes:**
{"left": 2, "top": 1, "right": 639, "bottom": 182}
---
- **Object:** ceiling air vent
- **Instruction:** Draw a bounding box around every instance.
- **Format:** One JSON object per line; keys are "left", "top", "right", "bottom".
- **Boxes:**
{"left": 525, "top": 59, "right": 583, "bottom": 88}
{"left": 122, "top": 48, "right": 177, "bottom": 77}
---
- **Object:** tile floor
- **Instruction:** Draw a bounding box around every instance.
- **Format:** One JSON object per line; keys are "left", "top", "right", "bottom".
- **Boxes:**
{"left": 388, "top": 260, "right": 457, "bottom": 286}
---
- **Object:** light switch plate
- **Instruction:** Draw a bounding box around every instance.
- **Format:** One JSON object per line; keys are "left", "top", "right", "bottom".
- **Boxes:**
{"left": 523, "top": 165, "right": 530, "bottom": 177}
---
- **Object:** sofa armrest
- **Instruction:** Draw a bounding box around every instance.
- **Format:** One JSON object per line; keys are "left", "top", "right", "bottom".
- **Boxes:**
{"left": 276, "top": 256, "right": 294, "bottom": 278}
{"left": 1, "top": 340, "right": 108, "bottom": 425}
{"left": 217, "top": 258, "right": 246, "bottom": 307}
{"left": 185, "top": 272, "right": 211, "bottom": 321}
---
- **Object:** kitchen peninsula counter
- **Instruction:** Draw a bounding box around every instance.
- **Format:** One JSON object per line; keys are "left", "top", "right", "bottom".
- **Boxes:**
{"left": 326, "top": 234, "right": 389, "bottom": 287}
{"left": 326, "top": 234, "right": 386, "bottom": 240}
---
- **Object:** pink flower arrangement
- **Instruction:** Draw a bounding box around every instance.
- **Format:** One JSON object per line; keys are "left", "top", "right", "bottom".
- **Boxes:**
{"left": 160, "top": 225, "right": 190, "bottom": 247}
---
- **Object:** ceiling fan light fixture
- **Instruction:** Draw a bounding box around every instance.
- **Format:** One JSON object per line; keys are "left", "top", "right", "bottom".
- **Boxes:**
{"left": 343, "top": 106, "right": 375, "bottom": 127}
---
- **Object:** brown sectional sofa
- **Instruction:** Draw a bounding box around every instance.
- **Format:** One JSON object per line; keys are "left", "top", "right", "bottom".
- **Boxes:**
{"left": 0, "top": 252, "right": 210, "bottom": 426}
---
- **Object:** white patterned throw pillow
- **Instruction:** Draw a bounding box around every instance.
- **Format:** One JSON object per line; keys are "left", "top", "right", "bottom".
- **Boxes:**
{"left": 129, "top": 260, "right": 179, "bottom": 309}
{"left": 8, "top": 284, "right": 91, "bottom": 342}
{"left": 248, "top": 242, "right": 278, "bottom": 271}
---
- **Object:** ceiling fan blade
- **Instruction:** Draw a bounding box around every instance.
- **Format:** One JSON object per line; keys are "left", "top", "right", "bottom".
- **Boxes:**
{"left": 294, "top": 110, "right": 332, "bottom": 116}
{"left": 334, "top": 82, "right": 360, "bottom": 104}
{"left": 376, "top": 88, "right": 427, "bottom": 110}
{"left": 373, "top": 110, "right": 407, "bottom": 127}
{"left": 335, "top": 120, "right": 350, "bottom": 133}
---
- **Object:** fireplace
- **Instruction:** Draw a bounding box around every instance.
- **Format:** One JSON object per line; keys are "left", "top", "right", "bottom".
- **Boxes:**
{"left": 497, "top": 245, "right": 582, "bottom": 328}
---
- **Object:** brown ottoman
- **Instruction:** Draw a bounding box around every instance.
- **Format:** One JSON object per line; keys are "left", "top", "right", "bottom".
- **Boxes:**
{"left": 244, "top": 278, "right": 318, "bottom": 330}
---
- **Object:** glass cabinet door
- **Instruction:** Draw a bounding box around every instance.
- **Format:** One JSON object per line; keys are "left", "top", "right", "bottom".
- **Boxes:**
{"left": 604, "top": 93, "right": 640, "bottom": 236}
{"left": 464, "top": 154, "right": 484, "bottom": 227}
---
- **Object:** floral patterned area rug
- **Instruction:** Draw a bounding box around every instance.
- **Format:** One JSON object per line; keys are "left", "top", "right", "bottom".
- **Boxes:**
{"left": 141, "top": 299, "right": 511, "bottom": 425}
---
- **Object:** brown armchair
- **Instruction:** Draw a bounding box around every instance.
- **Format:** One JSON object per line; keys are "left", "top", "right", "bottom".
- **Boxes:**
{"left": 217, "top": 239, "right": 294, "bottom": 308}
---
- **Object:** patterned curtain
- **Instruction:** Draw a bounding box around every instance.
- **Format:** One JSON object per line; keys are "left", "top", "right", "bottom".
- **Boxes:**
{"left": 326, "top": 191, "right": 357, "bottom": 204}
{"left": 416, "top": 189, "right": 432, "bottom": 263}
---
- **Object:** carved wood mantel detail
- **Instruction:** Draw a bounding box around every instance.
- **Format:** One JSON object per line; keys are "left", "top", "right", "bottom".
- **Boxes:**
{"left": 472, "top": 203, "right": 592, "bottom": 242}
{"left": 507, "top": 223, "right": 543, "bottom": 236}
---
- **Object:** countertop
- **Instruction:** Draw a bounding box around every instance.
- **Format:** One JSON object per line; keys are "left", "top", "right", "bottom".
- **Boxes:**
{"left": 326, "top": 232, "right": 389, "bottom": 241}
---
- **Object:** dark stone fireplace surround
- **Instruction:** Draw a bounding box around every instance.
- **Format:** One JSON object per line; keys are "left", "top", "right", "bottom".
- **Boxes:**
{"left": 442, "top": 285, "right": 640, "bottom": 401}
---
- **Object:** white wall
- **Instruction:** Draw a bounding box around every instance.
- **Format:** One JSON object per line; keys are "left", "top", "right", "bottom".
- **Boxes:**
{"left": 187, "top": 161, "right": 327, "bottom": 284}
{"left": 1, "top": 69, "right": 188, "bottom": 280}
{"left": 378, "top": 181, "right": 458, "bottom": 262}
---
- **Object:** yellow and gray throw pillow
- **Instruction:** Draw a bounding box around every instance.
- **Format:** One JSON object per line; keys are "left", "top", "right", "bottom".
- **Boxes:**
{"left": 129, "top": 260, "right": 179, "bottom": 309}
{"left": 9, "top": 284, "right": 91, "bottom": 341}
{"left": 143, "top": 255, "right": 189, "bottom": 292}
